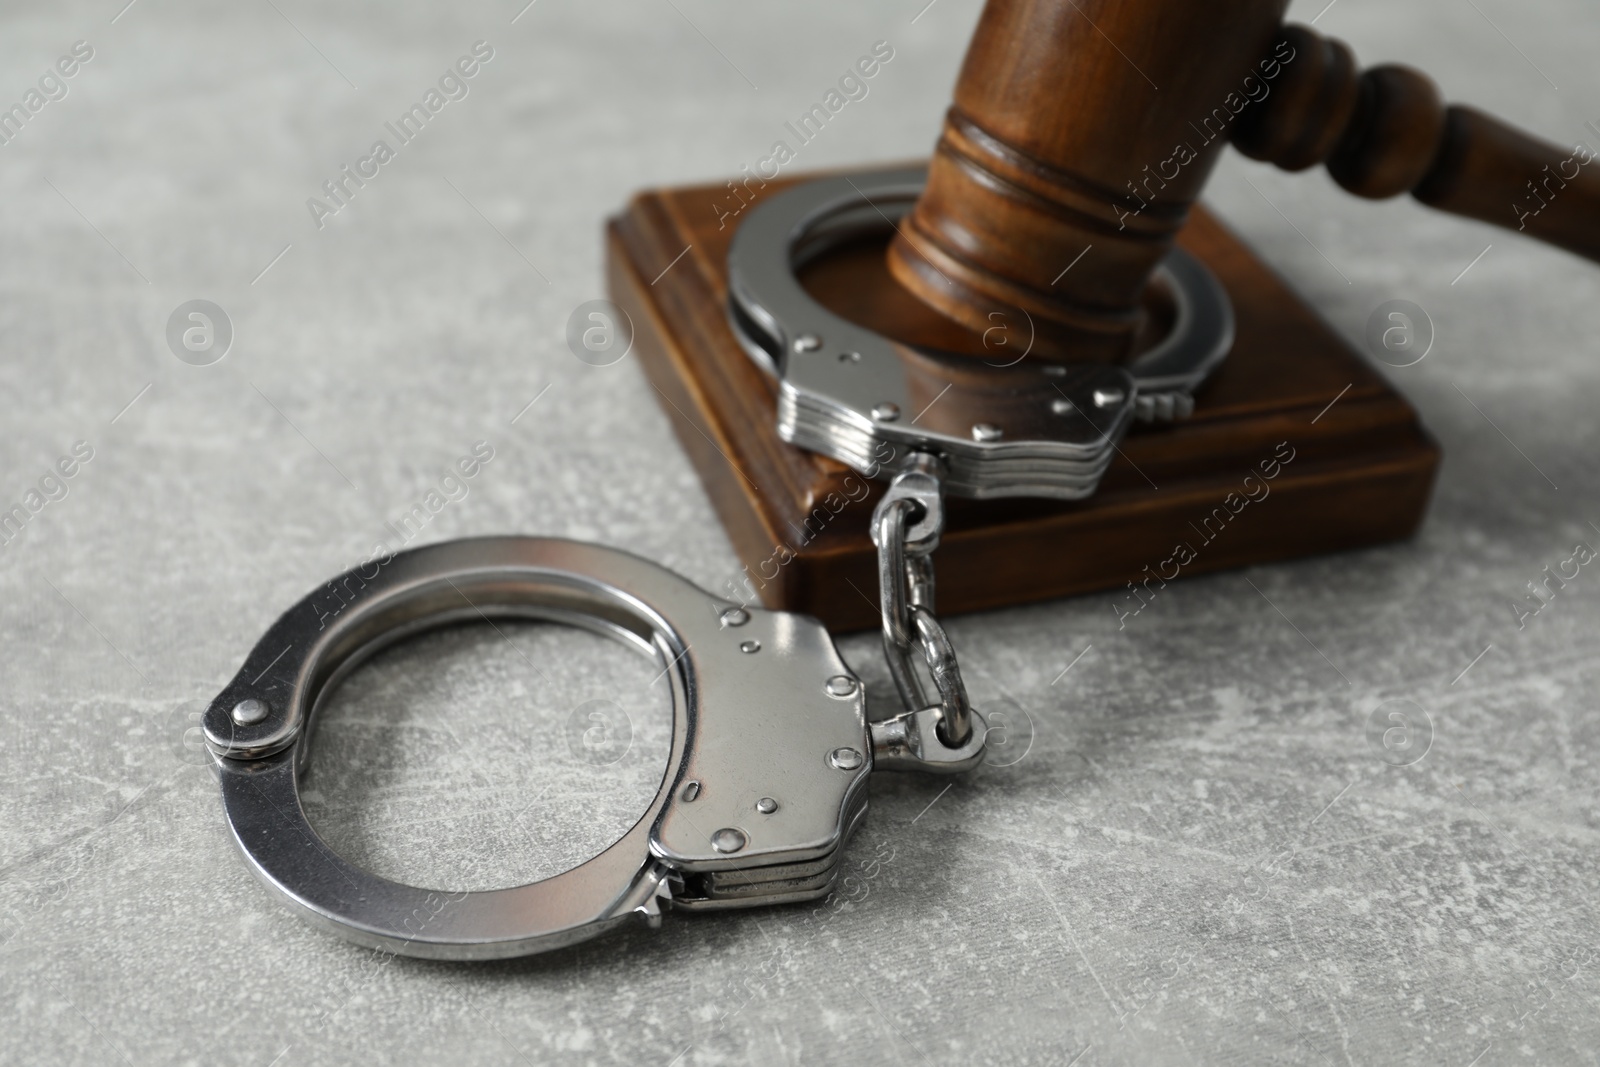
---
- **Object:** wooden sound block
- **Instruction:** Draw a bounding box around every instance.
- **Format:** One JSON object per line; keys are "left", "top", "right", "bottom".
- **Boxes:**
{"left": 606, "top": 165, "right": 1439, "bottom": 632}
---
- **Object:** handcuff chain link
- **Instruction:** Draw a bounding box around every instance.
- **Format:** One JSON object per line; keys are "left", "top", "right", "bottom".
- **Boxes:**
{"left": 872, "top": 453, "right": 974, "bottom": 747}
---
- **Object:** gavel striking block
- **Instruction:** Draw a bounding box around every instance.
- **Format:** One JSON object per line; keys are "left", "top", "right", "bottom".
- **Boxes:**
{"left": 607, "top": 0, "right": 1595, "bottom": 629}
{"left": 608, "top": 168, "right": 1436, "bottom": 629}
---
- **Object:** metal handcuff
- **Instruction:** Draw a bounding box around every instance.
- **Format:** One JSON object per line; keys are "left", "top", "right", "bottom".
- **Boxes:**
{"left": 204, "top": 167, "right": 1232, "bottom": 959}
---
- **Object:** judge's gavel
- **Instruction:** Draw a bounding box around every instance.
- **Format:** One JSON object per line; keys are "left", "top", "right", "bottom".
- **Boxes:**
{"left": 887, "top": 0, "right": 1600, "bottom": 363}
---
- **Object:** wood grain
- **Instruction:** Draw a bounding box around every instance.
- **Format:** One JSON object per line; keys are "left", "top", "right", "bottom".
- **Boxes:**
{"left": 885, "top": 0, "right": 1292, "bottom": 362}
{"left": 883, "top": 6, "right": 1600, "bottom": 363}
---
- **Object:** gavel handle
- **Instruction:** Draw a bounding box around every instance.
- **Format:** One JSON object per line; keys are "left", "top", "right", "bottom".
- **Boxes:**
{"left": 1232, "top": 24, "right": 1600, "bottom": 263}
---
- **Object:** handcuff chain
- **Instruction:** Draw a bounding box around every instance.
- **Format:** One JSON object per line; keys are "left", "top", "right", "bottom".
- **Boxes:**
{"left": 872, "top": 453, "right": 974, "bottom": 747}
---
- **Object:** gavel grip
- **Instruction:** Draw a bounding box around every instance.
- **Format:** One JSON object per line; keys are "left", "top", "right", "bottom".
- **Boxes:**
{"left": 1415, "top": 107, "right": 1600, "bottom": 262}
{"left": 1233, "top": 23, "right": 1600, "bottom": 264}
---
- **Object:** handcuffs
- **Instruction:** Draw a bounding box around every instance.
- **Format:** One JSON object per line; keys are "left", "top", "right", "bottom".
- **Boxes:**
{"left": 204, "top": 167, "right": 1232, "bottom": 959}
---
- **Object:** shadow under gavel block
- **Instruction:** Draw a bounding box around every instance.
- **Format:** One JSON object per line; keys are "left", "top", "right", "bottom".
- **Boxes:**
{"left": 607, "top": 166, "right": 1438, "bottom": 632}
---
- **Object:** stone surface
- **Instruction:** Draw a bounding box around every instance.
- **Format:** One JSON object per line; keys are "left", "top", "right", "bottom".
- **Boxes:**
{"left": 3, "top": 0, "right": 1600, "bottom": 1064}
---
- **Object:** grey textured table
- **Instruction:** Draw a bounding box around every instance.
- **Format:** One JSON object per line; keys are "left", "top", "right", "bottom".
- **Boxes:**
{"left": 4, "top": 0, "right": 1600, "bottom": 1063}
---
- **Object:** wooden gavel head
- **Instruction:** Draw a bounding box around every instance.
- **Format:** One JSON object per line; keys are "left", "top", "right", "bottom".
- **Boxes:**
{"left": 888, "top": 0, "right": 1600, "bottom": 363}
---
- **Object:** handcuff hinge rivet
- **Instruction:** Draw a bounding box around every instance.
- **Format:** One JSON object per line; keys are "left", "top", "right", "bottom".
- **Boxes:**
{"left": 720, "top": 607, "right": 750, "bottom": 627}
{"left": 829, "top": 747, "right": 864, "bottom": 771}
{"left": 972, "top": 423, "right": 1003, "bottom": 442}
{"left": 681, "top": 780, "right": 701, "bottom": 802}
{"left": 825, "top": 674, "right": 858, "bottom": 698}
{"left": 755, "top": 797, "right": 778, "bottom": 814}
{"left": 711, "top": 828, "right": 747, "bottom": 853}
{"left": 794, "top": 333, "right": 822, "bottom": 353}
{"left": 872, "top": 403, "right": 900, "bottom": 422}
{"left": 739, "top": 640, "right": 761, "bottom": 654}
{"left": 231, "top": 698, "right": 269, "bottom": 726}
